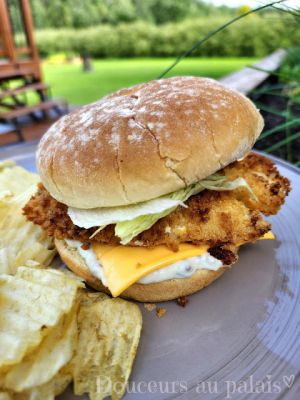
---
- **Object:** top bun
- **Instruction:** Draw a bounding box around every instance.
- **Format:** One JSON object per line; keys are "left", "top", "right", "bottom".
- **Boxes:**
{"left": 37, "top": 76, "right": 263, "bottom": 208}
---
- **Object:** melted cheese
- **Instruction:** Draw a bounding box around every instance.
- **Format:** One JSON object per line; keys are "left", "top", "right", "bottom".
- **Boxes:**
{"left": 260, "top": 231, "right": 275, "bottom": 240}
{"left": 92, "top": 231, "right": 275, "bottom": 297}
{"left": 92, "top": 243, "right": 208, "bottom": 297}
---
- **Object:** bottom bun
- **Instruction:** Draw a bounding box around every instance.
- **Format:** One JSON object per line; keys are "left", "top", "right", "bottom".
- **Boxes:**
{"left": 55, "top": 238, "right": 233, "bottom": 302}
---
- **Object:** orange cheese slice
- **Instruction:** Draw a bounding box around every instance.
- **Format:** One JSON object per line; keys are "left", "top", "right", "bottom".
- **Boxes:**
{"left": 92, "top": 231, "right": 275, "bottom": 297}
{"left": 259, "top": 231, "right": 275, "bottom": 240}
{"left": 92, "top": 242, "right": 208, "bottom": 297}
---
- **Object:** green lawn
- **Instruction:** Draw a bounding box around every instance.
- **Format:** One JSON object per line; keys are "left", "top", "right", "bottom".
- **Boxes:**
{"left": 43, "top": 57, "right": 258, "bottom": 105}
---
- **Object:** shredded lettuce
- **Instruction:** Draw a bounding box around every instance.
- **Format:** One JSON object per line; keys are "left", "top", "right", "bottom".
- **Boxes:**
{"left": 116, "top": 175, "right": 256, "bottom": 244}
{"left": 68, "top": 197, "right": 186, "bottom": 229}
{"left": 67, "top": 173, "right": 256, "bottom": 245}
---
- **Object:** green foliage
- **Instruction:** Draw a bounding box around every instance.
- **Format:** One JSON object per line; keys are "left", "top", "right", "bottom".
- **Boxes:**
{"left": 30, "top": 0, "right": 137, "bottom": 29}
{"left": 148, "top": 0, "right": 192, "bottom": 24}
{"left": 253, "top": 37, "right": 300, "bottom": 165}
{"left": 280, "top": 47, "right": 300, "bottom": 83}
{"left": 27, "top": 0, "right": 234, "bottom": 29}
{"left": 32, "top": 15, "right": 300, "bottom": 58}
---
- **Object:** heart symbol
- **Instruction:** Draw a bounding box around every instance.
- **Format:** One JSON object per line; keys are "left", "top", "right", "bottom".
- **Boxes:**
{"left": 283, "top": 375, "right": 295, "bottom": 389}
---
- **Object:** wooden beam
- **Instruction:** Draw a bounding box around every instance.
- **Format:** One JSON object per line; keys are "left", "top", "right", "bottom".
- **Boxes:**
{"left": 219, "top": 49, "right": 286, "bottom": 95}
{"left": 0, "top": 99, "right": 65, "bottom": 119}
{"left": 0, "top": 82, "right": 48, "bottom": 100}
{"left": 0, "top": 60, "right": 42, "bottom": 80}
{"left": 15, "top": 47, "right": 31, "bottom": 55}
{"left": 0, "top": 47, "right": 32, "bottom": 56}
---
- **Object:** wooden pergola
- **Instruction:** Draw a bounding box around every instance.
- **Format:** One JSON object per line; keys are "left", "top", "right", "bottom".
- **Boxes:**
{"left": 0, "top": 0, "right": 41, "bottom": 81}
{"left": 0, "top": 0, "right": 66, "bottom": 141}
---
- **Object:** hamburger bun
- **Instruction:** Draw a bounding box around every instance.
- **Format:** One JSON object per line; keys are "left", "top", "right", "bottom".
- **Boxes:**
{"left": 55, "top": 238, "right": 233, "bottom": 302}
{"left": 37, "top": 76, "right": 263, "bottom": 209}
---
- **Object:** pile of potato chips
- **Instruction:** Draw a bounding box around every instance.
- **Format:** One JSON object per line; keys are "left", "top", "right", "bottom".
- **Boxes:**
{"left": 0, "top": 267, "right": 80, "bottom": 399}
{"left": 0, "top": 266, "right": 142, "bottom": 400}
{"left": 0, "top": 161, "right": 143, "bottom": 400}
{"left": 0, "top": 161, "right": 56, "bottom": 275}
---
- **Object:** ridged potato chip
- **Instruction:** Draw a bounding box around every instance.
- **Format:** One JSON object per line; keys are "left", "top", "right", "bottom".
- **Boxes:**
{"left": 0, "top": 160, "right": 38, "bottom": 214}
{"left": 4, "top": 306, "right": 77, "bottom": 392}
{"left": 0, "top": 268, "right": 82, "bottom": 369}
{"left": 0, "top": 392, "right": 13, "bottom": 400}
{"left": 78, "top": 291, "right": 109, "bottom": 306}
{"left": 16, "top": 266, "right": 84, "bottom": 294}
{"left": 0, "top": 161, "right": 56, "bottom": 275}
{"left": 73, "top": 293, "right": 142, "bottom": 400}
{"left": 0, "top": 161, "right": 38, "bottom": 193}
{"left": 13, "top": 364, "right": 72, "bottom": 400}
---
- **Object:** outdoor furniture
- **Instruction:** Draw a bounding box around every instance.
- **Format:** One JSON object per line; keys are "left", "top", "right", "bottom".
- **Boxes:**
{"left": 0, "top": 0, "right": 67, "bottom": 142}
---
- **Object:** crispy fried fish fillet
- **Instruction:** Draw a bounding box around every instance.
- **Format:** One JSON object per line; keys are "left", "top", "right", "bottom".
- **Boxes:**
{"left": 223, "top": 152, "right": 290, "bottom": 215}
{"left": 23, "top": 153, "right": 290, "bottom": 250}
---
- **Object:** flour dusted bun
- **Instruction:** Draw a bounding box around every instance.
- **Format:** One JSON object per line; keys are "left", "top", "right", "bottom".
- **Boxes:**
{"left": 55, "top": 238, "right": 234, "bottom": 302}
{"left": 37, "top": 76, "right": 263, "bottom": 209}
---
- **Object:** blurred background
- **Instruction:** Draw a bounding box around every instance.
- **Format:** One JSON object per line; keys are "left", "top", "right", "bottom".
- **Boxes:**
{"left": 7, "top": 0, "right": 299, "bottom": 103}
{"left": 0, "top": 0, "right": 299, "bottom": 165}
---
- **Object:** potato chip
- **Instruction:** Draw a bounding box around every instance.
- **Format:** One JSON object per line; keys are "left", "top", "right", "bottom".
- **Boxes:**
{"left": 4, "top": 305, "right": 78, "bottom": 392}
{"left": 0, "top": 249, "right": 9, "bottom": 275}
{"left": 73, "top": 294, "right": 142, "bottom": 400}
{"left": 0, "top": 161, "right": 56, "bottom": 275}
{"left": 0, "top": 392, "right": 13, "bottom": 400}
{"left": 0, "top": 161, "right": 38, "bottom": 202}
{"left": 13, "top": 365, "right": 72, "bottom": 400}
{"left": 16, "top": 266, "right": 84, "bottom": 293}
{"left": 51, "top": 365, "right": 73, "bottom": 397}
{"left": 0, "top": 212, "right": 55, "bottom": 275}
{"left": 18, "top": 260, "right": 43, "bottom": 270}
{"left": 0, "top": 268, "right": 81, "bottom": 369}
{"left": 55, "top": 261, "right": 85, "bottom": 283}
{"left": 79, "top": 291, "right": 109, "bottom": 306}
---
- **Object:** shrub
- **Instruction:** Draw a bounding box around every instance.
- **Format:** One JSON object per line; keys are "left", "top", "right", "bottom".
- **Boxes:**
{"left": 34, "top": 29, "right": 75, "bottom": 57}
{"left": 33, "top": 15, "right": 300, "bottom": 59}
{"left": 280, "top": 47, "right": 300, "bottom": 84}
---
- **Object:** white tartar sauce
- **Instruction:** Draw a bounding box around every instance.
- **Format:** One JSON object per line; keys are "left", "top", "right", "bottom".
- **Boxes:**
{"left": 138, "top": 253, "right": 222, "bottom": 284}
{"left": 65, "top": 239, "right": 107, "bottom": 286}
{"left": 64, "top": 240, "right": 222, "bottom": 285}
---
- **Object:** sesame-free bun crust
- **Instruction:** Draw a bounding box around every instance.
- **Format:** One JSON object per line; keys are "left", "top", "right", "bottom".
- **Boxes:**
{"left": 38, "top": 76, "right": 263, "bottom": 208}
{"left": 55, "top": 238, "right": 230, "bottom": 302}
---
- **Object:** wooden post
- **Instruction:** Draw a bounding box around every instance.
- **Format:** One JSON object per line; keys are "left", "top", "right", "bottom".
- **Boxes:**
{"left": 20, "top": 0, "right": 42, "bottom": 81}
{"left": 0, "top": 0, "right": 16, "bottom": 64}
{"left": 0, "top": 0, "right": 42, "bottom": 81}
{"left": 0, "top": 0, "right": 67, "bottom": 137}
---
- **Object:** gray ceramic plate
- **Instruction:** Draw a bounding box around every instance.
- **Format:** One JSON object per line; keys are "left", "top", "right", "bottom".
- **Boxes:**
{"left": 1, "top": 143, "right": 300, "bottom": 399}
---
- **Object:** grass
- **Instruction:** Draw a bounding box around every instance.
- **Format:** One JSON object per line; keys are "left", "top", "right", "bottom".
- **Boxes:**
{"left": 42, "top": 57, "right": 258, "bottom": 105}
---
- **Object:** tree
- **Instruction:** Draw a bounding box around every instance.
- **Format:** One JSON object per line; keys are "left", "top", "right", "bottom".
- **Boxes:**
{"left": 28, "top": 0, "right": 237, "bottom": 29}
{"left": 148, "top": 0, "right": 192, "bottom": 24}
{"left": 103, "top": 0, "right": 137, "bottom": 24}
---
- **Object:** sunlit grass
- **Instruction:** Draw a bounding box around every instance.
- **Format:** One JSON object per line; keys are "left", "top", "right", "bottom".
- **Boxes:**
{"left": 42, "top": 57, "right": 257, "bottom": 105}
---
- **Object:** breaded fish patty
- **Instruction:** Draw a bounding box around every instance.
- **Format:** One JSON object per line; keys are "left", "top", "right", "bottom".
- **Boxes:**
{"left": 23, "top": 153, "right": 290, "bottom": 250}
